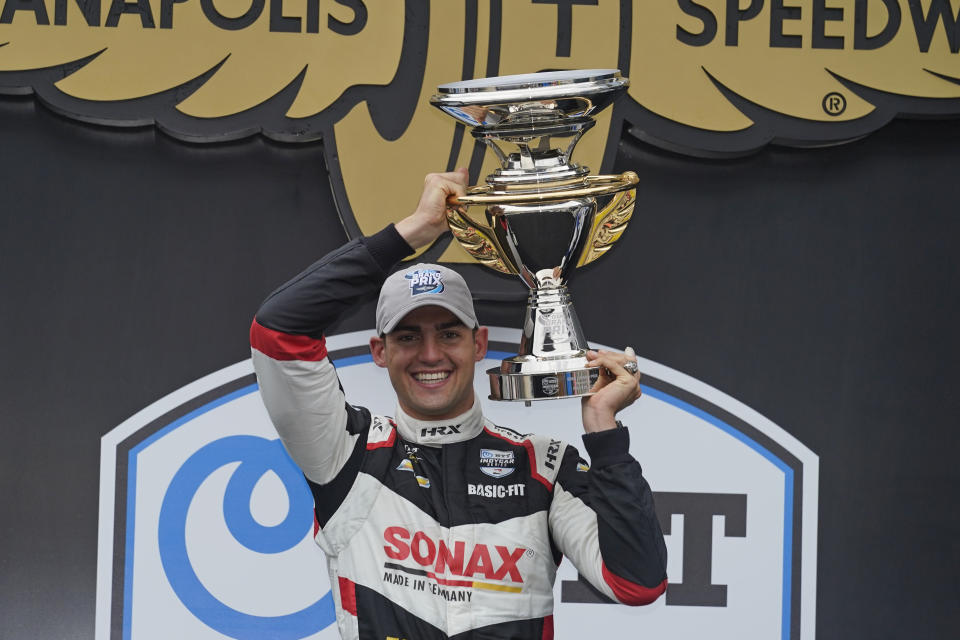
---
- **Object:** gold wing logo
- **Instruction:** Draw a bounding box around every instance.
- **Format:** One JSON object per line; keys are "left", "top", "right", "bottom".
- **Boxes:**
{"left": 632, "top": 0, "right": 960, "bottom": 154}
{"left": 2, "top": 0, "right": 958, "bottom": 263}
{"left": 0, "top": 0, "right": 412, "bottom": 136}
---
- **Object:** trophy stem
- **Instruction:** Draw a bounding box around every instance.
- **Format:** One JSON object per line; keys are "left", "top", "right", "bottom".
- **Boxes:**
{"left": 487, "top": 285, "right": 602, "bottom": 402}
{"left": 518, "top": 285, "right": 589, "bottom": 361}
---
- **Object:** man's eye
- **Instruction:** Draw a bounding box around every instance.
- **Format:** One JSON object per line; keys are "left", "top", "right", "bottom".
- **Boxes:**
{"left": 441, "top": 331, "right": 462, "bottom": 340}
{"left": 395, "top": 334, "right": 419, "bottom": 343}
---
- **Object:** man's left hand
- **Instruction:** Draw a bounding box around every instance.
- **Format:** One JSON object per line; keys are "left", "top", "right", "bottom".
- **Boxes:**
{"left": 581, "top": 347, "right": 642, "bottom": 433}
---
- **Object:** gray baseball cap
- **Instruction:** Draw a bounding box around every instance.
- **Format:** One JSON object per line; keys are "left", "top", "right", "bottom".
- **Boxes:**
{"left": 376, "top": 263, "right": 478, "bottom": 335}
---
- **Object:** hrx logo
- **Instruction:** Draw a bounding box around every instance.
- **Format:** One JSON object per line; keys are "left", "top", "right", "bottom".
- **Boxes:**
{"left": 420, "top": 424, "right": 461, "bottom": 438}
{"left": 544, "top": 439, "right": 562, "bottom": 470}
{"left": 382, "top": 526, "right": 525, "bottom": 584}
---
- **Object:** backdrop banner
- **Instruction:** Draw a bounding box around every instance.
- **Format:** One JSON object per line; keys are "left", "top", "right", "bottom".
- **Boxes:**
{"left": 97, "top": 329, "right": 818, "bottom": 640}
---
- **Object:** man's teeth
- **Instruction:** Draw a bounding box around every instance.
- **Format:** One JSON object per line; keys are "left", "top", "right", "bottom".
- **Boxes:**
{"left": 414, "top": 372, "right": 450, "bottom": 382}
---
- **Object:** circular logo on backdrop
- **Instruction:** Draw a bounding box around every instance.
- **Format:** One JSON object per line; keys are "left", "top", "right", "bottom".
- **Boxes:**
{"left": 95, "top": 328, "right": 818, "bottom": 640}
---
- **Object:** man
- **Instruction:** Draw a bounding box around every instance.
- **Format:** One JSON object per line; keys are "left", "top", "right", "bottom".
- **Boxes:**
{"left": 250, "top": 169, "right": 667, "bottom": 639}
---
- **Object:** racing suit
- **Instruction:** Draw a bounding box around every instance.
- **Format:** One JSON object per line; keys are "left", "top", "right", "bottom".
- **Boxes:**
{"left": 250, "top": 225, "right": 668, "bottom": 639}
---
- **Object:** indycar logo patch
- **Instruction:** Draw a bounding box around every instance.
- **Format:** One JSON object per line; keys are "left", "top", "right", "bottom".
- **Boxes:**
{"left": 479, "top": 448, "right": 515, "bottom": 479}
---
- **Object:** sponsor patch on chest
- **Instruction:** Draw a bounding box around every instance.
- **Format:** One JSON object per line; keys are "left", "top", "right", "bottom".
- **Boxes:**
{"left": 479, "top": 448, "right": 515, "bottom": 478}
{"left": 396, "top": 458, "right": 430, "bottom": 489}
{"left": 382, "top": 526, "right": 526, "bottom": 590}
{"left": 468, "top": 483, "right": 525, "bottom": 498}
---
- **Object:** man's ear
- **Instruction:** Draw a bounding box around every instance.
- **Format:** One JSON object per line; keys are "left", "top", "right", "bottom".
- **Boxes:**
{"left": 370, "top": 336, "right": 388, "bottom": 368}
{"left": 474, "top": 326, "right": 489, "bottom": 362}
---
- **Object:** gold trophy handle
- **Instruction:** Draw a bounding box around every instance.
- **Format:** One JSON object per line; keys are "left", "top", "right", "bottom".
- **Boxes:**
{"left": 447, "top": 171, "right": 639, "bottom": 206}
{"left": 576, "top": 188, "right": 636, "bottom": 267}
{"left": 445, "top": 207, "right": 516, "bottom": 275}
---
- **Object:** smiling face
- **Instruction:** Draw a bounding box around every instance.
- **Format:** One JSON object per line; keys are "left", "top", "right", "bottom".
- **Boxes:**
{"left": 369, "top": 306, "right": 488, "bottom": 420}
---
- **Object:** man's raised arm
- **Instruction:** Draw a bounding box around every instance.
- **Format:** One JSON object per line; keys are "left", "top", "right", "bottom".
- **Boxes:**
{"left": 249, "top": 170, "right": 468, "bottom": 485}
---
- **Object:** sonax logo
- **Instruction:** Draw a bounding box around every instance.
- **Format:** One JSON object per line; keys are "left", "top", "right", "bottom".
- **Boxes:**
{"left": 383, "top": 526, "right": 526, "bottom": 584}
{"left": 96, "top": 328, "right": 819, "bottom": 640}
{"left": 3, "top": 2, "right": 958, "bottom": 262}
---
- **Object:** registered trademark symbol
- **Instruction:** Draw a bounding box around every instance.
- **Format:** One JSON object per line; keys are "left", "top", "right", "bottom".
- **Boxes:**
{"left": 822, "top": 92, "right": 847, "bottom": 116}
{"left": 525, "top": 549, "right": 535, "bottom": 558}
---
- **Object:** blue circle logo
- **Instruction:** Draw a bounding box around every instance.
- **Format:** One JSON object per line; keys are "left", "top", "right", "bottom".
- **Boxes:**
{"left": 158, "top": 435, "right": 335, "bottom": 639}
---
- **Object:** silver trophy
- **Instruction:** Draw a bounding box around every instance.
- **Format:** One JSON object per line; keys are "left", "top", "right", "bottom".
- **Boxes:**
{"left": 430, "top": 69, "right": 638, "bottom": 402}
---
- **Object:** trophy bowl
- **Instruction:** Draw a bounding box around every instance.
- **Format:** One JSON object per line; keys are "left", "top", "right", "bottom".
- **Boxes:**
{"left": 430, "top": 69, "right": 638, "bottom": 402}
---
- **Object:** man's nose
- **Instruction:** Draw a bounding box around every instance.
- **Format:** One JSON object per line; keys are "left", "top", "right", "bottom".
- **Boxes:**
{"left": 418, "top": 334, "right": 443, "bottom": 362}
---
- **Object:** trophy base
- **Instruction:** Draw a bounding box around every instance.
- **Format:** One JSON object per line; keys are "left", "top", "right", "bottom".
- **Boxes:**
{"left": 487, "top": 363, "right": 601, "bottom": 402}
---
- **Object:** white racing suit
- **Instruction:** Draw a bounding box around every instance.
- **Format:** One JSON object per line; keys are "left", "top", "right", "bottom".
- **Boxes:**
{"left": 250, "top": 225, "right": 667, "bottom": 639}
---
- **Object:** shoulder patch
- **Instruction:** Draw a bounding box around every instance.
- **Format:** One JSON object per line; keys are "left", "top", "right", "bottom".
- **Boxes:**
{"left": 483, "top": 422, "right": 528, "bottom": 443}
{"left": 485, "top": 422, "right": 567, "bottom": 490}
{"left": 523, "top": 434, "right": 568, "bottom": 483}
{"left": 366, "top": 414, "right": 396, "bottom": 450}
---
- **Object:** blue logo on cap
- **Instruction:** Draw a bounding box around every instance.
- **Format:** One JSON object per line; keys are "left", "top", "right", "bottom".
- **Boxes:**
{"left": 405, "top": 269, "right": 444, "bottom": 296}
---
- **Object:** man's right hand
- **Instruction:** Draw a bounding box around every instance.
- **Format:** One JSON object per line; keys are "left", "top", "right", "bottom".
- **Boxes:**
{"left": 395, "top": 168, "right": 469, "bottom": 250}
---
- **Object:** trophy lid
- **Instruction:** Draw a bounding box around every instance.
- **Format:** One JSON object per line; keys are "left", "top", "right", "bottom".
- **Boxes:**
{"left": 431, "top": 69, "right": 628, "bottom": 128}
